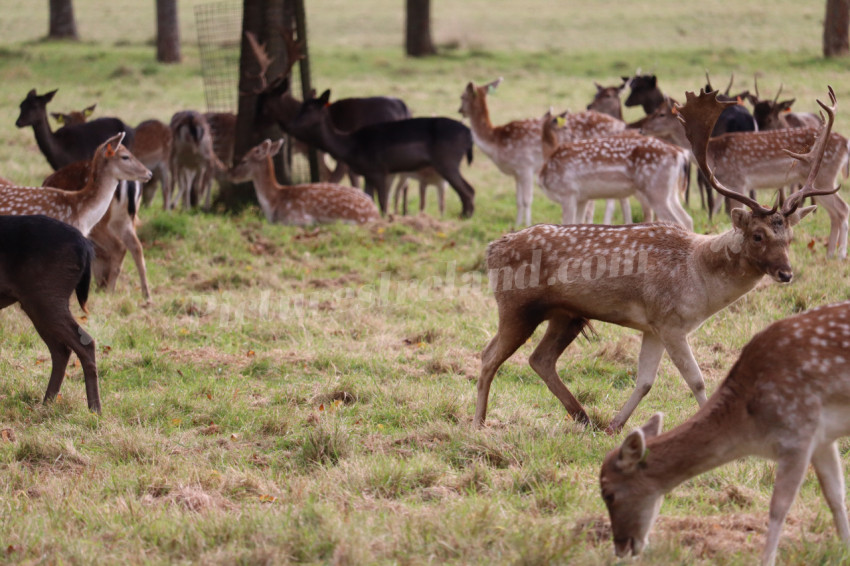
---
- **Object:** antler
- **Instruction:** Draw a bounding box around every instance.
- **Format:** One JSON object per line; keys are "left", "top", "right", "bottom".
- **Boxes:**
{"left": 676, "top": 89, "right": 776, "bottom": 214}
{"left": 781, "top": 86, "right": 840, "bottom": 214}
{"left": 243, "top": 26, "right": 304, "bottom": 95}
{"left": 244, "top": 31, "right": 274, "bottom": 93}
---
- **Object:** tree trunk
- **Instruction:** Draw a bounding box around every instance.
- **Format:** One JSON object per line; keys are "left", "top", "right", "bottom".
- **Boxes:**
{"left": 48, "top": 0, "right": 78, "bottom": 40}
{"left": 156, "top": 0, "right": 182, "bottom": 63}
{"left": 405, "top": 0, "right": 436, "bottom": 57}
{"left": 824, "top": 0, "right": 850, "bottom": 58}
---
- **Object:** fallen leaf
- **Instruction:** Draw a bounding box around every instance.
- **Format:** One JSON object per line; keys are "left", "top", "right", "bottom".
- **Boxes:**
{"left": 246, "top": 350, "right": 256, "bottom": 357}
{"left": 0, "top": 429, "right": 14, "bottom": 442}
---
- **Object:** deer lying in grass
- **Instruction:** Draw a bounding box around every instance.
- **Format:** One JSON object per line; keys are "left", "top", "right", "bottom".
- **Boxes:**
{"left": 228, "top": 139, "right": 379, "bottom": 225}
{"left": 641, "top": 93, "right": 850, "bottom": 257}
{"left": 0, "top": 215, "right": 101, "bottom": 413}
{"left": 459, "top": 77, "right": 626, "bottom": 226}
{"left": 538, "top": 111, "right": 692, "bottom": 228}
{"left": 0, "top": 132, "right": 151, "bottom": 236}
{"left": 601, "top": 300, "right": 850, "bottom": 566}
{"left": 16, "top": 89, "right": 134, "bottom": 170}
{"left": 475, "top": 87, "right": 839, "bottom": 433}
{"left": 43, "top": 162, "right": 151, "bottom": 304}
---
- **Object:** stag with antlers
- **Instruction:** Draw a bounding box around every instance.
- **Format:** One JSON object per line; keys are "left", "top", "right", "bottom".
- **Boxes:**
{"left": 475, "top": 87, "right": 839, "bottom": 433}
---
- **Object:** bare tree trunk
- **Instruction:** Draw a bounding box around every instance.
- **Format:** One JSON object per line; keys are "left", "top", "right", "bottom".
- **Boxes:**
{"left": 48, "top": 0, "right": 78, "bottom": 40}
{"left": 824, "top": 0, "right": 850, "bottom": 57}
{"left": 156, "top": 0, "right": 182, "bottom": 63}
{"left": 405, "top": 0, "right": 436, "bottom": 57}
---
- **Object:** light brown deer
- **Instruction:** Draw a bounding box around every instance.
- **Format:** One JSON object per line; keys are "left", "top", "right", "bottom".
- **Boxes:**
{"left": 228, "top": 138, "right": 379, "bottom": 225}
{"left": 475, "top": 87, "right": 839, "bottom": 434}
{"left": 641, "top": 94, "right": 850, "bottom": 256}
{"left": 43, "top": 161, "right": 151, "bottom": 304}
{"left": 458, "top": 77, "right": 626, "bottom": 226}
{"left": 391, "top": 167, "right": 446, "bottom": 217}
{"left": 586, "top": 80, "right": 627, "bottom": 120}
{"left": 0, "top": 132, "right": 151, "bottom": 236}
{"left": 601, "top": 300, "right": 850, "bottom": 566}
{"left": 539, "top": 111, "right": 692, "bottom": 228}
{"left": 168, "top": 110, "right": 226, "bottom": 210}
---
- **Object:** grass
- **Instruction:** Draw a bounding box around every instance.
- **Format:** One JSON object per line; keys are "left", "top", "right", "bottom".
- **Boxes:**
{"left": 1, "top": 1, "right": 850, "bottom": 564}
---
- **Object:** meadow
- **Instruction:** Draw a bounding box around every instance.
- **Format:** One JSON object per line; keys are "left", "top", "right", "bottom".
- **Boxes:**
{"left": 2, "top": 1, "right": 850, "bottom": 564}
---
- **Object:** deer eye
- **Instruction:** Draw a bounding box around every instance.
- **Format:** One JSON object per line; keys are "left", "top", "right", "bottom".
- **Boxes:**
{"left": 753, "top": 233, "right": 763, "bottom": 243}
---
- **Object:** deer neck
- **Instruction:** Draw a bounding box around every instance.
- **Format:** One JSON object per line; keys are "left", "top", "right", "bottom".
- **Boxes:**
{"left": 29, "top": 116, "right": 63, "bottom": 170}
{"left": 693, "top": 230, "right": 764, "bottom": 308}
{"left": 313, "top": 113, "right": 354, "bottom": 163}
{"left": 250, "top": 157, "right": 284, "bottom": 223}
{"left": 466, "top": 95, "right": 498, "bottom": 145}
{"left": 644, "top": 387, "right": 756, "bottom": 494}
{"left": 73, "top": 156, "right": 122, "bottom": 234}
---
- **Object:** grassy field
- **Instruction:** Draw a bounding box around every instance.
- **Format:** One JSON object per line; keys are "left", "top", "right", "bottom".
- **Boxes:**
{"left": 2, "top": 1, "right": 850, "bottom": 564}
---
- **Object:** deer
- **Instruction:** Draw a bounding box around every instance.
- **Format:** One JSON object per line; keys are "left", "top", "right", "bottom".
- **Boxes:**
{"left": 228, "top": 138, "right": 380, "bottom": 225}
{"left": 168, "top": 110, "right": 226, "bottom": 210}
{"left": 474, "top": 87, "right": 840, "bottom": 434}
{"left": 288, "top": 89, "right": 476, "bottom": 218}
{"left": 43, "top": 161, "right": 151, "bottom": 304}
{"left": 586, "top": 79, "right": 627, "bottom": 120}
{"left": 0, "top": 214, "right": 101, "bottom": 413}
{"left": 0, "top": 132, "right": 152, "bottom": 237}
{"left": 640, "top": 92, "right": 850, "bottom": 257}
{"left": 538, "top": 110, "right": 692, "bottom": 229}
{"left": 15, "top": 89, "right": 135, "bottom": 171}
{"left": 391, "top": 167, "right": 447, "bottom": 217}
{"left": 458, "top": 77, "right": 627, "bottom": 227}
{"left": 747, "top": 80, "right": 824, "bottom": 131}
{"left": 51, "top": 103, "right": 97, "bottom": 126}
{"left": 600, "top": 300, "right": 850, "bottom": 566}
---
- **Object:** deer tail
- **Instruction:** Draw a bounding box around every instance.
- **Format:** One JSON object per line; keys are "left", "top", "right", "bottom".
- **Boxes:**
{"left": 466, "top": 145, "right": 474, "bottom": 165}
{"left": 76, "top": 240, "right": 94, "bottom": 314}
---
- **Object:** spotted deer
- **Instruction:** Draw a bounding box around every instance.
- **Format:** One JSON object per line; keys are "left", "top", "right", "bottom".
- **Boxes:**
{"left": 459, "top": 77, "right": 626, "bottom": 226}
{"left": 538, "top": 111, "right": 692, "bottom": 228}
{"left": 641, "top": 92, "right": 850, "bottom": 257}
{"left": 43, "top": 161, "right": 151, "bottom": 304}
{"left": 0, "top": 133, "right": 151, "bottom": 236}
{"left": 228, "top": 138, "right": 379, "bottom": 225}
{"left": 601, "top": 300, "right": 850, "bottom": 566}
{"left": 475, "top": 88, "right": 839, "bottom": 433}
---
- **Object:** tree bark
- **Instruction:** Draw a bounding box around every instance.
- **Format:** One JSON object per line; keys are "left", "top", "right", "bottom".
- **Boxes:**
{"left": 156, "top": 0, "right": 182, "bottom": 63}
{"left": 405, "top": 0, "right": 436, "bottom": 57}
{"left": 48, "top": 0, "right": 78, "bottom": 40}
{"left": 824, "top": 0, "right": 850, "bottom": 58}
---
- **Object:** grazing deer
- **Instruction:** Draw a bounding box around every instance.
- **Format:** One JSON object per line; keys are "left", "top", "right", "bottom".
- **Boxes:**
{"left": 475, "top": 88, "right": 839, "bottom": 433}
{"left": 0, "top": 133, "right": 151, "bottom": 236}
{"left": 586, "top": 80, "right": 627, "bottom": 120}
{"left": 392, "top": 167, "right": 447, "bottom": 217}
{"left": 539, "top": 111, "right": 692, "bottom": 228}
{"left": 459, "top": 77, "right": 626, "bottom": 226}
{"left": 288, "top": 89, "right": 476, "bottom": 218}
{"left": 641, "top": 93, "right": 850, "bottom": 257}
{"left": 600, "top": 300, "right": 850, "bottom": 566}
{"left": 51, "top": 103, "right": 96, "bottom": 126}
{"left": 228, "top": 138, "right": 379, "bottom": 225}
{"left": 15, "top": 89, "right": 134, "bottom": 171}
{"left": 168, "top": 110, "right": 226, "bottom": 210}
{"left": 0, "top": 215, "right": 101, "bottom": 413}
{"left": 43, "top": 162, "right": 151, "bottom": 304}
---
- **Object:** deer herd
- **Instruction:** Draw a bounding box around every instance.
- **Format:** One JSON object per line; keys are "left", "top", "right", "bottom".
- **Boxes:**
{"left": 1, "top": 29, "right": 850, "bottom": 564}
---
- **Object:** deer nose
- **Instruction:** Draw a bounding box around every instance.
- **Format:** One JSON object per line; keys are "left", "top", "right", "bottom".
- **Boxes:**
{"left": 776, "top": 270, "right": 793, "bottom": 283}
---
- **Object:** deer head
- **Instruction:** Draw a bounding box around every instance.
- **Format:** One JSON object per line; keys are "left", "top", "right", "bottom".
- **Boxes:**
{"left": 16, "top": 88, "right": 58, "bottom": 128}
{"left": 458, "top": 77, "right": 503, "bottom": 118}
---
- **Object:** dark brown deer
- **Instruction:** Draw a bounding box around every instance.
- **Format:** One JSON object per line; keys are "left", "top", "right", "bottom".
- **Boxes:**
{"left": 16, "top": 89, "right": 135, "bottom": 171}
{"left": 475, "top": 87, "right": 838, "bottom": 434}
{"left": 601, "top": 300, "right": 850, "bottom": 566}
{"left": 0, "top": 214, "right": 101, "bottom": 413}
{"left": 748, "top": 80, "right": 824, "bottom": 131}
{"left": 288, "top": 89, "right": 475, "bottom": 217}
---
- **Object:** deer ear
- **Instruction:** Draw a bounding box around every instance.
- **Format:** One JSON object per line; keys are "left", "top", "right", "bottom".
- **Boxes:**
{"left": 617, "top": 428, "right": 647, "bottom": 474}
{"left": 269, "top": 139, "right": 285, "bottom": 155}
{"left": 44, "top": 89, "right": 58, "bottom": 102}
{"left": 641, "top": 413, "right": 663, "bottom": 439}
{"left": 318, "top": 89, "right": 331, "bottom": 105}
{"left": 787, "top": 205, "right": 817, "bottom": 227}
{"left": 84, "top": 104, "right": 96, "bottom": 117}
{"left": 27, "top": 88, "right": 37, "bottom": 98}
{"left": 51, "top": 112, "right": 64, "bottom": 124}
{"left": 730, "top": 207, "right": 752, "bottom": 231}
{"left": 648, "top": 76, "right": 657, "bottom": 88}
{"left": 105, "top": 144, "right": 115, "bottom": 158}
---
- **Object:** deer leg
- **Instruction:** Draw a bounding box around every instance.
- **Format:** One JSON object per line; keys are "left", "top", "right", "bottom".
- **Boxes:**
{"left": 89, "top": 225, "right": 124, "bottom": 291}
{"left": 659, "top": 332, "right": 707, "bottom": 406}
{"left": 528, "top": 315, "right": 591, "bottom": 424}
{"left": 814, "top": 193, "right": 849, "bottom": 259}
{"left": 607, "top": 331, "right": 665, "bottom": 434}
{"left": 119, "top": 222, "right": 151, "bottom": 304}
{"left": 764, "top": 443, "right": 817, "bottom": 566}
{"left": 811, "top": 441, "right": 850, "bottom": 543}
{"left": 418, "top": 179, "right": 428, "bottom": 214}
{"left": 514, "top": 171, "right": 534, "bottom": 227}
{"left": 475, "top": 314, "right": 540, "bottom": 427}
{"left": 602, "top": 199, "right": 616, "bottom": 224}
{"left": 436, "top": 180, "right": 446, "bottom": 217}
{"left": 433, "top": 163, "right": 475, "bottom": 220}
{"left": 582, "top": 200, "right": 595, "bottom": 223}
{"left": 620, "top": 198, "right": 632, "bottom": 224}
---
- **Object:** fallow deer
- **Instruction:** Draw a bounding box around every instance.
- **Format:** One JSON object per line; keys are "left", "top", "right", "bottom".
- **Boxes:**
{"left": 43, "top": 162, "right": 151, "bottom": 304}
{"left": 640, "top": 93, "right": 850, "bottom": 257}
{"left": 538, "top": 111, "right": 692, "bottom": 228}
{"left": 748, "top": 81, "right": 824, "bottom": 131}
{"left": 586, "top": 80, "right": 627, "bottom": 120}
{"left": 0, "top": 214, "right": 101, "bottom": 413}
{"left": 168, "top": 110, "right": 226, "bottom": 210}
{"left": 458, "top": 77, "right": 626, "bottom": 226}
{"left": 601, "top": 300, "right": 850, "bottom": 566}
{"left": 0, "top": 133, "right": 152, "bottom": 237}
{"left": 16, "top": 89, "right": 134, "bottom": 171}
{"left": 475, "top": 87, "right": 839, "bottom": 433}
{"left": 228, "top": 138, "right": 379, "bottom": 225}
{"left": 51, "top": 103, "right": 96, "bottom": 126}
{"left": 392, "top": 167, "right": 447, "bottom": 217}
